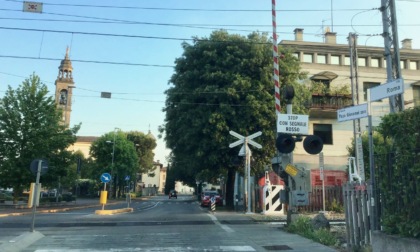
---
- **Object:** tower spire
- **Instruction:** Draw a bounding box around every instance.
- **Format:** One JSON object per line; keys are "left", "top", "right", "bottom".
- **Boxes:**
{"left": 55, "top": 47, "right": 75, "bottom": 127}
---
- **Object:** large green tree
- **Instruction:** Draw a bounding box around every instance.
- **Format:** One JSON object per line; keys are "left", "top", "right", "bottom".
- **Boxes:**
{"left": 161, "top": 30, "right": 307, "bottom": 207}
{"left": 89, "top": 130, "right": 138, "bottom": 197}
{"left": 0, "top": 74, "right": 79, "bottom": 200}
{"left": 126, "top": 131, "right": 157, "bottom": 174}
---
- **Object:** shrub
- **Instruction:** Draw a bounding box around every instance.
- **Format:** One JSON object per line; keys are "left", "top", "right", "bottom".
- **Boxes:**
{"left": 327, "top": 198, "right": 344, "bottom": 213}
{"left": 313, "top": 228, "right": 338, "bottom": 246}
{"left": 286, "top": 216, "right": 338, "bottom": 247}
{"left": 62, "top": 193, "right": 75, "bottom": 202}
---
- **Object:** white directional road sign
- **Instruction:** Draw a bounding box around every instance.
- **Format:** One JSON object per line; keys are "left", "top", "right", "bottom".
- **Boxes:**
{"left": 277, "top": 114, "right": 309, "bottom": 134}
{"left": 369, "top": 78, "right": 404, "bottom": 101}
{"left": 337, "top": 103, "right": 368, "bottom": 122}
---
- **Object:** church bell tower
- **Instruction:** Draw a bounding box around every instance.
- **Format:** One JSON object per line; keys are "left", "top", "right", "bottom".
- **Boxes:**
{"left": 55, "top": 47, "right": 75, "bottom": 126}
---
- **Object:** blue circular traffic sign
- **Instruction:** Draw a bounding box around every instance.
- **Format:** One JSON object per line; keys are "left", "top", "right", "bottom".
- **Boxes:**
{"left": 101, "top": 173, "right": 112, "bottom": 183}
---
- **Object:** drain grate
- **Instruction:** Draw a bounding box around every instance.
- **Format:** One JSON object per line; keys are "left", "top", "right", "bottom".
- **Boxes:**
{"left": 262, "top": 245, "right": 293, "bottom": 250}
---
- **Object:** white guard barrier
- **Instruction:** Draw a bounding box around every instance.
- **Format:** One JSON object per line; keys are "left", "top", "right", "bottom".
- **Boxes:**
{"left": 263, "top": 184, "right": 284, "bottom": 215}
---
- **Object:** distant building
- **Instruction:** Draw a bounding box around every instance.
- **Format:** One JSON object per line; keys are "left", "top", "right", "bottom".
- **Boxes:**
{"left": 279, "top": 28, "right": 420, "bottom": 171}
{"left": 140, "top": 161, "right": 164, "bottom": 195}
{"left": 68, "top": 136, "right": 98, "bottom": 158}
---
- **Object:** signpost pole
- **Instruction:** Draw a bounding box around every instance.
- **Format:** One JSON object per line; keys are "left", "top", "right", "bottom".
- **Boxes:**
{"left": 246, "top": 143, "right": 252, "bottom": 214}
{"left": 367, "top": 89, "right": 377, "bottom": 230}
{"left": 319, "top": 152, "right": 325, "bottom": 212}
{"left": 30, "top": 160, "right": 42, "bottom": 232}
{"left": 102, "top": 183, "right": 107, "bottom": 210}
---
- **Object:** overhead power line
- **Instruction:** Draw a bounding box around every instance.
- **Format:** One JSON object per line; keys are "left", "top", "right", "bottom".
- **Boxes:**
{"left": 3, "top": 1, "right": 370, "bottom": 12}
{"left": 0, "top": 54, "right": 174, "bottom": 68}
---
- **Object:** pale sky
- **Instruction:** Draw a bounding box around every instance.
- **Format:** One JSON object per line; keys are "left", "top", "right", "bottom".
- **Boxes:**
{"left": 1, "top": 0, "right": 419, "bottom": 165}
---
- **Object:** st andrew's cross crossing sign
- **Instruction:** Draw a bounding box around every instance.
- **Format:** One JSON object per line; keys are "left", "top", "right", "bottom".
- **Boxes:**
{"left": 229, "top": 131, "right": 262, "bottom": 149}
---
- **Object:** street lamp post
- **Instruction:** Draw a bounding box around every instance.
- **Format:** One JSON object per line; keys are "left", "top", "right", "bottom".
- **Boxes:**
{"left": 106, "top": 127, "right": 119, "bottom": 198}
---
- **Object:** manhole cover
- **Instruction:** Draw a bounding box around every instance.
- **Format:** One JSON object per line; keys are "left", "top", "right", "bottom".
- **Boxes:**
{"left": 262, "top": 245, "right": 293, "bottom": 250}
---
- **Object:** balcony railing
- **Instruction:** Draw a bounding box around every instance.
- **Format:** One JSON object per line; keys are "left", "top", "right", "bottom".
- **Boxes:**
{"left": 308, "top": 93, "right": 353, "bottom": 110}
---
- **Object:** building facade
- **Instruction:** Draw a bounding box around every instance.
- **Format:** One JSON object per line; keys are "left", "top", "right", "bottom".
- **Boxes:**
{"left": 280, "top": 29, "right": 420, "bottom": 171}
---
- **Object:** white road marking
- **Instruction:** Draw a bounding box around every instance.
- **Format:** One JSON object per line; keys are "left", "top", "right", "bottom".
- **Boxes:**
{"left": 207, "top": 213, "right": 235, "bottom": 233}
{"left": 33, "top": 246, "right": 255, "bottom": 251}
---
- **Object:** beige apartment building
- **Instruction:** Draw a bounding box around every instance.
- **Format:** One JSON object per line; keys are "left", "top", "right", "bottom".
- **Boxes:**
{"left": 280, "top": 29, "right": 420, "bottom": 171}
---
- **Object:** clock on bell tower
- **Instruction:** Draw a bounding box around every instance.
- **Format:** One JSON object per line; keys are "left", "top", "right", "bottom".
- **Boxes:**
{"left": 55, "top": 47, "right": 75, "bottom": 127}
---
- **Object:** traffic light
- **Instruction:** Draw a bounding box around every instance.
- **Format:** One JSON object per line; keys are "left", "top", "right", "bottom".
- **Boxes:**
{"left": 276, "top": 134, "right": 324, "bottom": 155}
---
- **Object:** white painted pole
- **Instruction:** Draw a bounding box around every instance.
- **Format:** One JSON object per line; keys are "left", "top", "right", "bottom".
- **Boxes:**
{"left": 30, "top": 160, "right": 42, "bottom": 232}
{"left": 247, "top": 145, "right": 252, "bottom": 214}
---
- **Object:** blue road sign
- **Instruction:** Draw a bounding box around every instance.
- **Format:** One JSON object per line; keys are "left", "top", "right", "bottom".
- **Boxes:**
{"left": 101, "top": 173, "right": 112, "bottom": 183}
{"left": 125, "top": 175, "right": 130, "bottom": 181}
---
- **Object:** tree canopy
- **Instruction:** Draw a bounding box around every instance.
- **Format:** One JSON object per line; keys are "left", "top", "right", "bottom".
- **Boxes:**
{"left": 89, "top": 130, "right": 139, "bottom": 197}
{"left": 0, "top": 74, "right": 79, "bottom": 199}
{"left": 126, "top": 131, "right": 157, "bottom": 174}
{"left": 161, "top": 30, "right": 307, "bottom": 206}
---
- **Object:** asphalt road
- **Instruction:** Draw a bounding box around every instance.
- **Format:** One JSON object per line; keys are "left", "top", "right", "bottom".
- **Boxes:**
{"left": 0, "top": 195, "right": 338, "bottom": 252}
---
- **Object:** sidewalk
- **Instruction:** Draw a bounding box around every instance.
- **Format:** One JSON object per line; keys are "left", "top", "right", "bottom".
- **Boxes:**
{"left": 0, "top": 197, "right": 121, "bottom": 217}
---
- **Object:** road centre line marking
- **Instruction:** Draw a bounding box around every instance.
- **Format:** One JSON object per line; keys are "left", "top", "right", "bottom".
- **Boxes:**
{"left": 207, "top": 213, "right": 235, "bottom": 233}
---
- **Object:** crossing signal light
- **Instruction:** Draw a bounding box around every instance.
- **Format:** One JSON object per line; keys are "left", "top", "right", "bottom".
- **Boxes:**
{"left": 276, "top": 134, "right": 324, "bottom": 155}
{"left": 276, "top": 134, "right": 295, "bottom": 154}
{"left": 303, "top": 135, "right": 324, "bottom": 155}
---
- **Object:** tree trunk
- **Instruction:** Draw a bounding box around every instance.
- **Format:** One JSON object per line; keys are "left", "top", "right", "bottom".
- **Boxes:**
{"left": 225, "top": 168, "right": 236, "bottom": 208}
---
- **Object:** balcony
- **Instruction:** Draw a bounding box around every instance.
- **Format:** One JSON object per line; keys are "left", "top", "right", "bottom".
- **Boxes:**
{"left": 307, "top": 93, "right": 353, "bottom": 119}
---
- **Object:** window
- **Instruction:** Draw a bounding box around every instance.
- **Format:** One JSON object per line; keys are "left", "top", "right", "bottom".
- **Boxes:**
{"left": 310, "top": 71, "right": 338, "bottom": 90}
{"left": 358, "top": 57, "right": 366, "bottom": 67}
{"left": 303, "top": 53, "right": 313, "bottom": 63}
{"left": 414, "top": 85, "right": 420, "bottom": 107}
{"left": 410, "top": 61, "right": 418, "bottom": 70}
{"left": 292, "top": 52, "right": 299, "bottom": 59}
{"left": 313, "top": 124, "right": 333, "bottom": 145}
{"left": 371, "top": 58, "right": 379, "bottom": 68}
{"left": 400, "top": 60, "right": 406, "bottom": 69}
{"left": 317, "top": 54, "right": 326, "bottom": 64}
{"left": 344, "top": 56, "right": 351, "bottom": 66}
{"left": 363, "top": 82, "right": 381, "bottom": 101}
{"left": 331, "top": 55, "right": 340, "bottom": 65}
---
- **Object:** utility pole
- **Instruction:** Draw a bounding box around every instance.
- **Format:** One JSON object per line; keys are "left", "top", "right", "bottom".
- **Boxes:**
{"left": 381, "top": 0, "right": 404, "bottom": 113}
{"left": 348, "top": 33, "right": 365, "bottom": 181}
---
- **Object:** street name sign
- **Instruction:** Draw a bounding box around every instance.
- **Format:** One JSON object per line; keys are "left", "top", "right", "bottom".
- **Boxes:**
{"left": 337, "top": 103, "right": 368, "bottom": 122}
{"left": 369, "top": 78, "right": 404, "bottom": 101}
{"left": 277, "top": 114, "right": 309, "bottom": 134}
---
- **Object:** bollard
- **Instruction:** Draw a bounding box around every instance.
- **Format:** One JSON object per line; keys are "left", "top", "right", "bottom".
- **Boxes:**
{"left": 211, "top": 199, "right": 216, "bottom": 213}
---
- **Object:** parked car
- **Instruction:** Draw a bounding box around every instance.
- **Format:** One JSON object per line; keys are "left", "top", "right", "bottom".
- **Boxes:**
{"left": 200, "top": 191, "right": 223, "bottom": 207}
{"left": 169, "top": 190, "right": 177, "bottom": 199}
